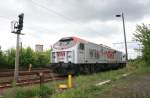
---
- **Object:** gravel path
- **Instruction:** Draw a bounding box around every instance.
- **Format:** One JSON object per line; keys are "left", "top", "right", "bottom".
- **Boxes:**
{"left": 99, "top": 73, "right": 150, "bottom": 98}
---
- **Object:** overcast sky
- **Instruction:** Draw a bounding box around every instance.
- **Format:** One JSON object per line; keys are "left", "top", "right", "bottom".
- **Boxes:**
{"left": 0, "top": 0, "right": 150, "bottom": 58}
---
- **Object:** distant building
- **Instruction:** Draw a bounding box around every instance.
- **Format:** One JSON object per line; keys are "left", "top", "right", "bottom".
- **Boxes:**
{"left": 35, "top": 44, "right": 43, "bottom": 52}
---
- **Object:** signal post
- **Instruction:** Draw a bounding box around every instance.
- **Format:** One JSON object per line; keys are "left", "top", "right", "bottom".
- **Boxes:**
{"left": 11, "top": 13, "right": 24, "bottom": 82}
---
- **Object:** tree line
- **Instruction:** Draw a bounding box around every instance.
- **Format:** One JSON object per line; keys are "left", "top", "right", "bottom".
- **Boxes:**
{"left": 0, "top": 47, "right": 51, "bottom": 69}
{"left": 134, "top": 23, "right": 150, "bottom": 64}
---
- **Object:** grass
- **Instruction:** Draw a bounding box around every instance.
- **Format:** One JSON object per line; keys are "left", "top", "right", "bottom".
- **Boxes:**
{"left": 3, "top": 60, "right": 150, "bottom": 98}
{"left": 51, "top": 60, "right": 150, "bottom": 98}
{"left": 51, "top": 70, "right": 129, "bottom": 98}
{"left": 3, "top": 85, "right": 55, "bottom": 98}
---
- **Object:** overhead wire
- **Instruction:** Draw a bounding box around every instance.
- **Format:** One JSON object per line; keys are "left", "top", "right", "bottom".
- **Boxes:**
{"left": 0, "top": 13, "right": 60, "bottom": 35}
{"left": 30, "top": 0, "right": 74, "bottom": 22}
{"left": 0, "top": 16, "right": 13, "bottom": 21}
{"left": 30, "top": 0, "right": 101, "bottom": 35}
{"left": 0, "top": 0, "right": 108, "bottom": 40}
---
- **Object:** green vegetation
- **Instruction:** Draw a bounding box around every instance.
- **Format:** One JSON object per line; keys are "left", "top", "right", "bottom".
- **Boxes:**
{"left": 4, "top": 60, "right": 150, "bottom": 98}
{"left": 3, "top": 85, "right": 55, "bottom": 98}
{"left": 0, "top": 47, "right": 51, "bottom": 68}
{"left": 134, "top": 23, "right": 150, "bottom": 64}
{"left": 51, "top": 60, "right": 150, "bottom": 98}
{"left": 0, "top": 49, "right": 8, "bottom": 67}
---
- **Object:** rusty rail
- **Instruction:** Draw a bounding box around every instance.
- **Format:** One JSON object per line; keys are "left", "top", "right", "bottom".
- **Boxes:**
{"left": 0, "top": 68, "right": 66, "bottom": 89}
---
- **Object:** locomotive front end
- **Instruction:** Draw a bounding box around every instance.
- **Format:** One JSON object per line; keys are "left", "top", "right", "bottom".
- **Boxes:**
{"left": 50, "top": 37, "right": 77, "bottom": 73}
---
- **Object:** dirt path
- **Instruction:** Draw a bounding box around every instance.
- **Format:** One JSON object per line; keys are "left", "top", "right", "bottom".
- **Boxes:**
{"left": 98, "top": 73, "right": 150, "bottom": 98}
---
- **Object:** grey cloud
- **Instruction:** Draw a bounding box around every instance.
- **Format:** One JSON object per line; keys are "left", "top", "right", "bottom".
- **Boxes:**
{"left": 1, "top": 0, "right": 150, "bottom": 23}
{"left": 0, "top": 0, "right": 148, "bottom": 52}
{"left": 0, "top": 0, "right": 139, "bottom": 39}
{"left": 32, "top": 0, "right": 150, "bottom": 22}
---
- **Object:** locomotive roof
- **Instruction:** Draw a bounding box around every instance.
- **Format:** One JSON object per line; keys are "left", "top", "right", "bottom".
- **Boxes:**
{"left": 58, "top": 36, "right": 123, "bottom": 53}
{"left": 59, "top": 36, "right": 87, "bottom": 43}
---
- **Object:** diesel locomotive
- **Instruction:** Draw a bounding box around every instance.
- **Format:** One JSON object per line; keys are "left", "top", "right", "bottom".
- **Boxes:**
{"left": 50, "top": 37, "right": 126, "bottom": 74}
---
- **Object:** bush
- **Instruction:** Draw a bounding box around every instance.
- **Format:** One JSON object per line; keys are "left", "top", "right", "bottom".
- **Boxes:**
{"left": 0, "top": 47, "right": 51, "bottom": 69}
{"left": 4, "top": 85, "right": 55, "bottom": 98}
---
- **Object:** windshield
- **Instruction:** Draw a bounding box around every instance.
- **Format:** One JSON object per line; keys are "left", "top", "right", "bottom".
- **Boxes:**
{"left": 53, "top": 37, "right": 75, "bottom": 49}
{"left": 59, "top": 38, "right": 73, "bottom": 42}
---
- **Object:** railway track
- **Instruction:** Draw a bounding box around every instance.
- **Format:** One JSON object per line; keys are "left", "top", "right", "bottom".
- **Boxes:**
{"left": 0, "top": 75, "right": 66, "bottom": 89}
{"left": 0, "top": 68, "right": 66, "bottom": 89}
{"left": 0, "top": 68, "right": 50, "bottom": 77}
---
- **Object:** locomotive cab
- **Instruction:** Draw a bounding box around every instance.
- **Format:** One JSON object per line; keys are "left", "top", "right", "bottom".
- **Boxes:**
{"left": 51, "top": 37, "right": 77, "bottom": 65}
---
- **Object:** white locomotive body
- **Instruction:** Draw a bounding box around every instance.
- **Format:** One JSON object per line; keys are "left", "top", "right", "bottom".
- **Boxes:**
{"left": 51, "top": 37, "right": 126, "bottom": 74}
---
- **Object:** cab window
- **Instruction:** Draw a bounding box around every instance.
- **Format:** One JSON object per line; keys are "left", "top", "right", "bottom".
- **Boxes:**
{"left": 79, "top": 43, "right": 85, "bottom": 50}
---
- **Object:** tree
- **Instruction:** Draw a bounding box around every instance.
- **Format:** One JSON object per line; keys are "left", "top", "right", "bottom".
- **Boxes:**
{"left": 6, "top": 48, "right": 16, "bottom": 68}
{"left": 0, "top": 47, "right": 51, "bottom": 69}
{"left": 33, "top": 50, "right": 51, "bottom": 68}
{"left": 0, "top": 49, "right": 7, "bottom": 68}
{"left": 20, "top": 47, "right": 35, "bottom": 68}
{"left": 20, "top": 47, "right": 51, "bottom": 68}
{"left": 134, "top": 24, "right": 150, "bottom": 64}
